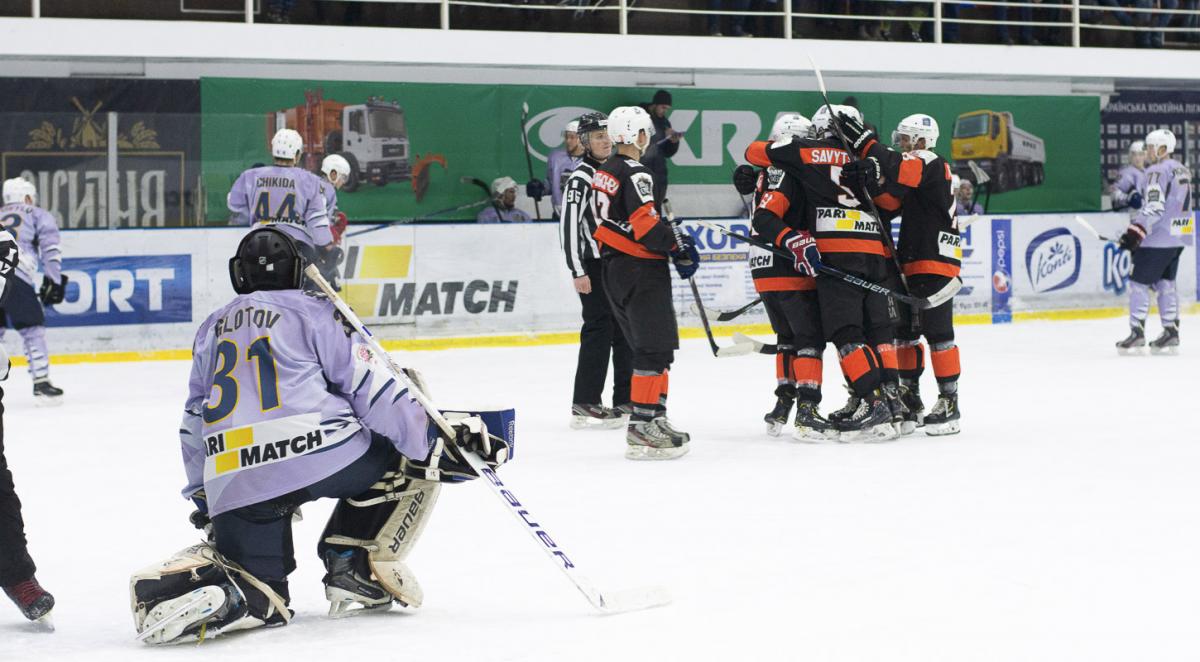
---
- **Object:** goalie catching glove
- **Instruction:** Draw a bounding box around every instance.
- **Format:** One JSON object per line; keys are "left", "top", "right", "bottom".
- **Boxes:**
{"left": 406, "top": 408, "right": 515, "bottom": 483}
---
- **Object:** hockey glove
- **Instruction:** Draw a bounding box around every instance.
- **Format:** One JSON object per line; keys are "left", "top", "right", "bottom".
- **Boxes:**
{"left": 189, "top": 491, "right": 213, "bottom": 540}
{"left": 410, "top": 412, "right": 512, "bottom": 483}
{"left": 839, "top": 157, "right": 881, "bottom": 192}
{"left": 782, "top": 231, "right": 821, "bottom": 276}
{"left": 732, "top": 164, "right": 758, "bottom": 195}
{"left": 525, "top": 179, "right": 547, "bottom": 201}
{"left": 1128, "top": 190, "right": 1143, "bottom": 210}
{"left": 1118, "top": 223, "right": 1147, "bottom": 252}
{"left": 837, "top": 112, "right": 876, "bottom": 154}
{"left": 671, "top": 235, "right": 701, "bottom": 280}
{"left": 39, "top": 274, "right": 68, "bottom": 306}
{"left": 330, "top": 211, "right": 349, "bottom": 245}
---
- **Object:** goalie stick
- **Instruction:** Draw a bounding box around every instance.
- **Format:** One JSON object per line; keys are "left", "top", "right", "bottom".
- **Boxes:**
{"left": 696, "top": 221, "right": 960, "bottom": 310}
{"left": 302, "top": 265, "right": 670, "bottom": 615}
{"left": 690, "top": 296, "right": 762, "bottom": 322}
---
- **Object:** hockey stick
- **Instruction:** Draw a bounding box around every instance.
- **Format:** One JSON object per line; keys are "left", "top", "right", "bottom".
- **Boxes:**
{"left": 302, "top": 265, "right": 670, "bottom": 615}
{"left": 462, "top": 176, "right": 506, "bottom": 219}
{"left": 519, "top": 102, "right": 544, "bottom": 221}
{"left": 1072, "top": 215, "right": 1118, "bottom": 243}
{"left": 696, "top": 221, "right": 960, "bottom": 310}
{"left": 689, "top": 296, "right": 762, "bottom": 322}
{"left": 344, "top": 199, "right": 489, "bottom": 238}
{"left": 968, "top": 160, "right": 990, "bottom": 213}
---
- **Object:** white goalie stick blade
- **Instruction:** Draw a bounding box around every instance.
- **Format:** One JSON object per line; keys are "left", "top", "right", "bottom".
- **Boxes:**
{"left": 594, "top": 585, "right": 673, "bottom": 615}
{"left": 715, "top": 339, "right": 755, "bottom": 358}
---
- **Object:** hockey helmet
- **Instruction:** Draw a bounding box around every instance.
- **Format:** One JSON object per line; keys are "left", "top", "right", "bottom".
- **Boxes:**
{"left": 1145, "top": 129, "right": 1175, "bottom": 156}
{"left": 321, "top": 154, "right": 351, "bottom": 183}
{"left": 576, "top": 112, "right": 609, "bottom": 154}
{"left": 811, "top": 104, "right": 862, "bottom": 139}
{"left": 564, "top": 119, "right": 580, "bottom": 135}
{"left": 2, "top": 178, "right": 33, "bottom": 205}
{"left": 607, "top": 106, "right": 654, "bottom": 148}
{"left": 272, "top": 128, "right": 304, "bottom": 161}
{"left": 770, "top": 113, "right": 812, "bottom": 142}
{"left": 229, "top": 227, "right": 305, "bottom": 294}
{"left": 491, "top": 176, "right": 519, "bottom": 197}
{"left": 1128, "top": 140, "right": 1146, "bottom": 155}
{"left": 893, "top": 113, "right": 940, "bottom": 150}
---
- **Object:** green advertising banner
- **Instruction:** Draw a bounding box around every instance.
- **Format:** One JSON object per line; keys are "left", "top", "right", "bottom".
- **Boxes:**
{"left": 201, "top": 78, "right": 1099, "bottom": 222}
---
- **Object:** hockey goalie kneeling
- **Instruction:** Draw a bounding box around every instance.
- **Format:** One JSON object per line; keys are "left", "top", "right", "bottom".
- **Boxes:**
{"left": 129, "top": 228, "right": 513, "bottom": 645}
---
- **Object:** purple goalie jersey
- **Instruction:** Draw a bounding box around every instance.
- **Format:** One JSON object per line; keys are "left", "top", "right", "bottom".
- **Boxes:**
{"left": 1136, "top": 157, "right": 1194, "bottom": 249}
{"left": 227, "top": 165, "right": 332, "bottom": 248}
{"left": 0, "top": 203, "right": 61, "bottom": 287}
{"left": 180, "top": 289, "right": 431, "bottom": 516}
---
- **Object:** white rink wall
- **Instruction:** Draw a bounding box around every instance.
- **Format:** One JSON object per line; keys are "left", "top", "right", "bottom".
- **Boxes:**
{"left": 4, "top": 212, "right": 1196, "bottom": 359}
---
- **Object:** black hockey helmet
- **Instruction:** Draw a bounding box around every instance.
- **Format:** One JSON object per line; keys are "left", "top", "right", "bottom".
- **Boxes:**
{"left": 576, "top": 111, "right": 608, "bottom": 155}
{"left": 229, "top": 227, "right": 304, "bottom": 294}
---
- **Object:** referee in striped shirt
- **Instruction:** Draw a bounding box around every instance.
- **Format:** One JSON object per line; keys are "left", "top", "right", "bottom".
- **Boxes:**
{"left": 561, "top": 112, "right": 633, "bottom": 429}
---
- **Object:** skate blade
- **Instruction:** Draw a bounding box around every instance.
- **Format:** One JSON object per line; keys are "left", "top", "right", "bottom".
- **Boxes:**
{"left": 1150, "top": 345, "right": 1180, "bottom": 356}
{"left": 29, "top": 612, "right": 54, "bottom": 632}
{"left": 136, "top": 586, "right": 224, "bottom": 644}
{"left": 791, "top": 428, "right": 838, "bottom": 444}
{"left": 898, "top": 420, "right": 917, "bottom": 436}
{"left": 570, "top": 415, "right": 625, "bottom": 431}
{"left": 839, "top": 423, "right": 898, "bottom": 443}
{"left": 328, "top": 599, "right": 394, "bottom": 619}
{"left": 1116, "top": 346, "right": 1146, "bottom": 356}
{"left": 33, "top": 395, "right": 64, "bottom": 408}
{"left": 624, "top": 444, "right": 689, "bottom": 461}
{"left": 765, "top": 420, "right": 784, "bottom": 437}
{"left": 924, "top": 420, "right": 961, "bottom": 436}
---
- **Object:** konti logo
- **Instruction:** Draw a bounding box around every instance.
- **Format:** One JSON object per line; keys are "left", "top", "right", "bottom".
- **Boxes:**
{"left": 1025, "top": 227, "right": 1081, "bottom": 293}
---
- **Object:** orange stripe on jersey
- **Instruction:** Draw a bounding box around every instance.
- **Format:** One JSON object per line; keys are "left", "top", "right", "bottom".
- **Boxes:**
{"left": 792, "top": 356, "right": 823, "bottom": 385}
{"left": 629, "top": 202, "right": 659, "bottom": 240}
{"left": 902, "top": 260, "right": 961, "bottom": 278}
{"left": 753, "top": 276, "right": 817, "bottom": 292}
{"left": 897, "top": 156, "right": 923, "bottom": 188}
{"left": 839, "top": 346, "right": 875, "bottom": 383}
{"left": 874, "top": 192, "right": 902, "bottom": 211}
{"left": 800, "top": 147, "right": 850, "bottom": 166}
{"left": 816, "top": 237, "right": 892, "bottom": 257}
{"left": 761, "top": 191, "right": 791, "bottom": 219}
{"left": 593, "top": 225, "right": 665, "bottom": 260}
{"left": 930, "top": 345, "right": 961, "bottom": 380}
{"left": 746, "top": 141, "right": 771, "bottom": 167}
{"left": 858, "top": 138, "right": 878, "bottom": 159}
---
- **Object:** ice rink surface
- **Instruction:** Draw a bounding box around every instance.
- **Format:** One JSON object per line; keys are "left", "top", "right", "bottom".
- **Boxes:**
{"left": 1, "top": 316, "right": 1197, "bottom": 662}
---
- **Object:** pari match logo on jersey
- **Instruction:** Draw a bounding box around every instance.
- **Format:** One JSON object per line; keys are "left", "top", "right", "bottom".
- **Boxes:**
{"left": 45, "top": 254, "right": 191, "bottom": 327}
{"left": 202, "top": 413, "right": 339, "bottom": 480}
{"left": 340, "top": 244, "right": 518, "bottom": 319}
{"left": 1024, "top": 227, "right": 1081, "bottom": 293}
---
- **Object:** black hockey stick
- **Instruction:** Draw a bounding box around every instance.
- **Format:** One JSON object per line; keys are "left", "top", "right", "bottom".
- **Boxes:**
{"left": 345, "top": 198, "right": 490, "bottom": 238}
{"left": 689, "top": 296, "right": 762, "bottom": 322}
{"left": 696, "top": 221, "right": 960, "bottom": 310}
{"left": 462, "top": 176, "right": 505, "bottom": 219}
{"left": 665, "top": 204, "right": 751, "bottom": 358}
{"left": 519, "top": 102, "right": 544, "bottom": 221}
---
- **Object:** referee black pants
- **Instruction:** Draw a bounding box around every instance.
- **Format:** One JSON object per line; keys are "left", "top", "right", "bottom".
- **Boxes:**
{"left": 573, "top": 258, "right": 632, "bottom": 407}
{"left": 0, "top": 389, "right": 37, "bottom": 587}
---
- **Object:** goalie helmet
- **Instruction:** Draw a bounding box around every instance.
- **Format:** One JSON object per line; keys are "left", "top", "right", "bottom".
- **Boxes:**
{"left": 229, "top": 227, "right": 304, "bottom": 294}
{"left": 1145, "top": 129, "right": 1175, "bottom": 156}
{"left": 607, "top": 106, "right": 654, "bottom": 147}
{"left": 892, "top": 113, "right": 940, "bottom": 150}
{"left": 770, "top": 113, "right": 812, "bottom": 142}
{"left": 321, "top": 154, "right": 351, "bottom": 182}
{"left": 811, "top": 104, "right": 862, "bottom": 139}
{"left": 271, "top": 128, "right": 304, "bottom": 161}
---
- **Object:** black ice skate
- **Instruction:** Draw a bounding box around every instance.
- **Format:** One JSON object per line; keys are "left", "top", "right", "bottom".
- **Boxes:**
{"left": 881, "top": 383, "right": 911, "bottom": 436}
{"left": 764, "top": 392, "right": 795, "bottom": 437}
{"left": 570, "top": 403, "right": 625, "bottom": 430}
{"left": 1116, "top": 322, "right": 1146, "bottom": 355}
{"left": 32, "top": 379, "right": 63, "bottom": 406}
{"left": 1149, "top": 323, "right": 1180, "bottom": 355}
{"left": 836, "top": 391, "right": 897, "bottom": 442}
{"left": 827, "top": 389, "right": 861, "bottom": 427}
{"left": 899, "top": 383, "right": 925, "bottom": 435}
{"left": 924, "top": 393, "right": 961, "bottom": 436}
{"left": 626, "top": 417, "right": 689, "bottom": 460}
{"left": 322, "top": 549, "right": 393, "bottom": 618}
{"left": 4, "top": 577, "right": 54, "bottom": 626}
{"left": 791, "top": 401, "right": 837, "bottom": 442}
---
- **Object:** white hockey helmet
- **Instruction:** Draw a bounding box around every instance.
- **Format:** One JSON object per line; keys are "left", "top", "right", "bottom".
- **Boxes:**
{"left": 1128, "top": 140, "right": 1146, "bottom": 155}
{"left": 321, "top": 154, "right": 351, "bottom": 182}
{"left": 565, "top": 119, "right": 580, "bottom": 135}
{"left": 271, "top": 128, "right": 304, "bottom": 161}
{"left": 2, "top": 177, "right": 33, "bottom": 205}
{"left": 1145, "top": 129, "right": 1175, "bottom": 156}
{"left": 491, "top": 176, "right": 519, "bottom": 197}
{"left": 811, "top": 104, "right": 862, "bottom": 139}
{"left": 770, "top": 113, "right": 812, "bottom": 142}
{"left": 951, "top": 173, "right": 962, "bottom": 195}
{"left": 893, "top": 113, "right": 940, "bottom": 150}
{"left": 607, "top": 106, "right": 654, "bottom": 147}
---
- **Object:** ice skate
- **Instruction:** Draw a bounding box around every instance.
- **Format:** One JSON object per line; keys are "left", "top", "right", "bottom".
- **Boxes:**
{"left": 827, "top": 389, "right": 861, "bottom": 428}
{"left": 791, "top": 401, "right": 837, "bottom": 442}
{"left": 764, "top": 394, "right": 795, "bottom": 437}
{"left": 137, "top": 583, "right": 248, "bottom": 645}
{"left": 4, "top": 577, "right": 54, "bottom": 628}
{"left": 625, "top": 417, "right": 689, "bottom": 460}
{"left": 836, "top": 392, "right": 897, "bottom": 442}
{"left": 32, "top": 379, "right": 63, "bottom": 406}
{"left": 899, "top": 383, "right": 925, "bottom": 435}
{"left": 924, "top": 393, "right": 961, "bottom": 436}
{"left": 1116, "top": 322, "right": 1146, "bottom": 355}
{"left": 570, "top": 403, "right": 625, "bottom": 430}
{"left": 881, "top": 383, "right": 911, "bottom": 436}
{"left": 322, "top": 549, "right": 393, "bottom": 618}
{"left": 1149, "top": 324, "right": 1180, "bottom": 355}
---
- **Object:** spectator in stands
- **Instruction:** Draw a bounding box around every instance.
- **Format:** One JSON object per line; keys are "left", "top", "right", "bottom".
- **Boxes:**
{"left": 995, "top": 1, "right": 1036, "bottom": 45}
{"left": 547, "top": 119, "right": 584, "bottom": 218}
{"left": 942, "top": 2, "right": 964, "bottom": 42}
{"left": 639, "top": 90, "right": 680, "bottom": 206}
{"left": 265, "top": 0, "right": 296, "bottom": 23}
{"left": 477, "top": 177, "right": 532, "bottom": 223}
{"left": 1139, "top": 0, "right": 1179, "bottom": 47}
{"left": 1183, "top": 0, "right": 1200, "bottom": 43}
{"left": 956, "top": 180, "right": 984, "bottom": 216}
{"left": 708, "top": 0, "right": 753, "bottom": 36}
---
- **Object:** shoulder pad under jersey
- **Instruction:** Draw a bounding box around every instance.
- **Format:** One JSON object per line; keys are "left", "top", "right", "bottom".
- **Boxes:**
{"left": 766, "top": 166, "right": 785, "bottom": 189}
{"left": 909, "top": 149, "right": 941, "bottom": 164}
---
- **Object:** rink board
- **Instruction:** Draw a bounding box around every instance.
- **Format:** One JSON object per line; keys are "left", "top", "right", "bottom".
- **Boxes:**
{"left": 4, "top": 212, "right": 1195, "bottom": 359}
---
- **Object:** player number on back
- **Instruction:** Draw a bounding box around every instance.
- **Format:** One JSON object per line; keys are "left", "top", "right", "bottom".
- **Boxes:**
{"left": 254, "top": 192, "right": 298, "bottom": 223}
{"left": 203, "top": 337, "right": 281, "bottom": 423}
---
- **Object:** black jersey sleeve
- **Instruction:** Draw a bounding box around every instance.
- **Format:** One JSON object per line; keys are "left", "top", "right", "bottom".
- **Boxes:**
{"left": 623, "top": 166, "right": 676, "bottom": 253}
{"left": 751, "top": 169, "right": 803, "bottom": 246}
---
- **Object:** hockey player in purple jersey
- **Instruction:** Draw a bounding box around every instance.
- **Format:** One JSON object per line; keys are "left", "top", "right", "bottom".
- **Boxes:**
{"left": 0, "top": 178, "right": 66, "bottom": 403}
{"left": 129, "top": 227, "right": 512, "bottom": 645}
{"left": 547, "top": 119, "right": 584, "bottom": 217}
{"left": 1115, "top": 129, "right": 1192, "bottom": 354}
{"left": 227, "top": 129, "right": 339, "bottom": 278}
{"left": 1108, "top": 140, "right": 1147, "bottom": 213}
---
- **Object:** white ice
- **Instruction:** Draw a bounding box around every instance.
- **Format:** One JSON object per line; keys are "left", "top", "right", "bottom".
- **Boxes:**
{"left": 1, "top": 316, "right": 1197, "bottom": 662}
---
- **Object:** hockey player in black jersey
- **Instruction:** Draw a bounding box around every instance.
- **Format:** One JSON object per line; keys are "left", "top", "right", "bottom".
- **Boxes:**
{"left": 838, "top": 112, "right": 962, "bottom": 436}
{"left": 592, "top": 106, "right": 698, "bottom": 460}
{"left": 734, "top": 113, "right": 832, "bottom": 441}
{"left": 560, "top": 112, "right": 633, "bottom": 430}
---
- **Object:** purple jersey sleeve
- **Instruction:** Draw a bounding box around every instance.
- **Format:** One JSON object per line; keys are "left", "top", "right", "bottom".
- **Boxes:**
{"left": 300, "top": 171, "right": 332, "bottom": 246}
{"left": 546, "top": 149, "right": 581, "bottom": 213}
{"left": 226, "top": 170, "right": 254, "bottom": 226}
{"left": 180, "top": 315, "right": 218, "bottom": 500}
{"left": 33, "top": 208, "right": 61, "bottom": 282}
